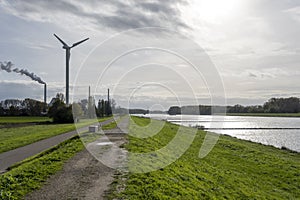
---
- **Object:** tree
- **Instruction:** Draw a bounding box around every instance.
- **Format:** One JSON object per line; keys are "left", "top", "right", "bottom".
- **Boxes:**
{"left": 168, "top": 106, "right": 181, "bottom": 115}
{"left": 97, "top": 99, "right": 104, "bottom": 117}
{"left": 8, "top": 106, "right": 20, "bottom": 116}
{"left": 105, "top": 100, "right": 112, "bottom": 116}
{"left": 263, "top": 97, "right": 300, "bottom": 113}
{"left": 48, "top": 93, "right": 73, "bottom": 123}
{"left": 56, "top": 93, "right": 65, "bottom": 103}
{"left": 23, "top": 98, "right": 44, "bottom": 116}
{"left": 0, "top": 105, "right": 4, "bottom": 116}
{"left": 96, "top": 99, "right": 112, "bottom": 117}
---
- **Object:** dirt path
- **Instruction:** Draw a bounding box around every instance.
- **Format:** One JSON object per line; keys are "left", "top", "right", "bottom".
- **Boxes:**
{"left": 26, "top": 117, "right": 129, "bottom": 200}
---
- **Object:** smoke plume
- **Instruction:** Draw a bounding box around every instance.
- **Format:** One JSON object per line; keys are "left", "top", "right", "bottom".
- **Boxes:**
{"left": 0, "top": 61, "right": 46, "bottom": 85}
{"left": 13, "top": 68, "right": 46, "bottom": 84}
{"left": 0, "top": 61, "right": 14, "bottom": 73}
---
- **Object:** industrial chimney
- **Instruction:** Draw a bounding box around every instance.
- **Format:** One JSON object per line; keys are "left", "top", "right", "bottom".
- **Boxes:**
{"left": 107, "top": 88, "right": 110, "bottom": 103}
{"left": 43, "top": 84, "right": 47, "bottom": 112}
{"left": 44, "top": 84, "right": 47, "bottom": 104}
{"left": 88, "top": 86, "right": 94, "bottom": 118}
{"left": 89, "top": 86, "right": 91, "bottom": 99}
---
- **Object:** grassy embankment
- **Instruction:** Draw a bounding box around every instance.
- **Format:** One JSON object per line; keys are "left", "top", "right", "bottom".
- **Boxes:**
{"left": 0, "top": 116, "right": 113, "bottom": 153}
{"left": 0, "top": 118, "right": 117, "bottom": 200}
{"left": 227, "top": 113, "right": 300, "bottom": 117}
{"left": 109, "top": 116, "right": 300, "bottom": 199}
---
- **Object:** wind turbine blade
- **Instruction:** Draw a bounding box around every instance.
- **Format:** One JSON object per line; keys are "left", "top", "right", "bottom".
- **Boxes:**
{"left": 54, "top": 34, "right": 68, "bottom": 47}
{"left": 71, "top": 38, "right": 89, "bottom": 48}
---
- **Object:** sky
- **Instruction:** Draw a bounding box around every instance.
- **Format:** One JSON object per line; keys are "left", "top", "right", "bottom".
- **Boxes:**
{"left": 0, "top": 0, "right": 299, "bottom": 109}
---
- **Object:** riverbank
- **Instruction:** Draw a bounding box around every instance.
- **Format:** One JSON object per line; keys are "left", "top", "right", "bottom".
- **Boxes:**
{"left": 108, "top": 116, "right": 300, "bottom": 199}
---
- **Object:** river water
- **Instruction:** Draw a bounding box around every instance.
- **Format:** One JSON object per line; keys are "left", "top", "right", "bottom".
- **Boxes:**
{"left": 134, "top": 114, "right": 300, "bottom": 152}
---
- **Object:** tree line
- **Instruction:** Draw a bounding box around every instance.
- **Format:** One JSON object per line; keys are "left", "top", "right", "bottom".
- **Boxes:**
{"left": 0, "top": 93, "right": 114, "bottom": 123}
{"left": 227, "top": 97, "right": 300, "bottom": 113}
{"left": 0, "top": 98, "right": 46, "bottom": 116}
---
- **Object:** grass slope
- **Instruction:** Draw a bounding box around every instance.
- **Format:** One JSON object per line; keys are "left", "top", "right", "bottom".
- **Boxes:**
{"left": 110, "top": 117, "right": 300, "bottom": 199}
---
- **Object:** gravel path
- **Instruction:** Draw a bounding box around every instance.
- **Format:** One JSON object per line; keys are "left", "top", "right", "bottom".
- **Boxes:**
{"left": 26, "top": 117, "right": 129, "bottom": 200}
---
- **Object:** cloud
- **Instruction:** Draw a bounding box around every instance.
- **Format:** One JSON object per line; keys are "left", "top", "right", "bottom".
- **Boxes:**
{"left": 246, "top": 68, "right": 289, "bottom": 80}
{"left": 0, "top": 80, "right": 66, "bottom": 102}
{"left": 222, "top": 68, "right": 289, "bottom": 80}
{"left": 0, "top": 81, "right": 44, "bottom": 101}
{"left": 246, "top": 70, "right": 274, "bottom": 79}
{"left": 11, "top": 38, "right": 55, "bottom": 50}
{"left": 248, "top": 72, "right": 257, "bottom": 78}
{"left": 284, "top": 6, "right": 300, "bottom": 22}
{"left": 0, "top": 80, "right": 37, "bottom": 85}
{"left": 0, "top": 0, "right": 189, "bottom": 32}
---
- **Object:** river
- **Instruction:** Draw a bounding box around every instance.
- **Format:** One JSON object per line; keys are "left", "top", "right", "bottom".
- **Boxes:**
{"left": 133, "top": 114, "right": 300, "bottom": 152}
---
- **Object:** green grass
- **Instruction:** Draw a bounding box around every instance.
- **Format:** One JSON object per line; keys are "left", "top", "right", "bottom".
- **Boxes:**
{"left": 0, "top": 136, "right": 84, "bottom": 200}
{"left": 102, "top": 121, "right": 118, "bottom": 130}
{"left": 0, "top": 117, "right": 113, "bottom": 154}
{"left": 109, "top": 117, "right": 300, "bottom": 199}
{"left": 0, "top": 116, "right": 51, "bottom": 124}
{"left": 98, "top": 116, "right": 113, "bottom": 122}
{"left": 227, "top": 113, "right": 300, "bottom": 117}
{"left": 0, "top": 123, "right": 80, "bottom": 154}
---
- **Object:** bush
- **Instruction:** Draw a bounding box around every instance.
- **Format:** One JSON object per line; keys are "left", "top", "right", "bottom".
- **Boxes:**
{"left": 51, "top": 105, "right": 74, "bottom": 123}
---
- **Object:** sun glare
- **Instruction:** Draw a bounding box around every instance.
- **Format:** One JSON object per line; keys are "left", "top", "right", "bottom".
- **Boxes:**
{"left": 195, "top": 0, "right": 241, "bottom": 22}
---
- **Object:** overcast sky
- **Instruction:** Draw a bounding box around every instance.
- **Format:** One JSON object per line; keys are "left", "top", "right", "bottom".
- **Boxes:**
{"left": 0, "top": 0, "right": 299, "bottom": 109}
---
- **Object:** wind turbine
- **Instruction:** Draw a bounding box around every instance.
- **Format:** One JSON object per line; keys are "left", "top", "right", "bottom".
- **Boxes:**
{"left": 54, "top": 34, "right": 89, "bottom": 105}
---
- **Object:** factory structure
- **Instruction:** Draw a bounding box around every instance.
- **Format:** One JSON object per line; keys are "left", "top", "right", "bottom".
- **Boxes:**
{"left": 87, "top": 87, "right": 112, "bottom": 118}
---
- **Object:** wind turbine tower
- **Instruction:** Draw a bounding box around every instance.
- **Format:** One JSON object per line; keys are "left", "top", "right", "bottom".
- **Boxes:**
{"left": 54, "top": 34, "right": 89, "bottom": 105}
